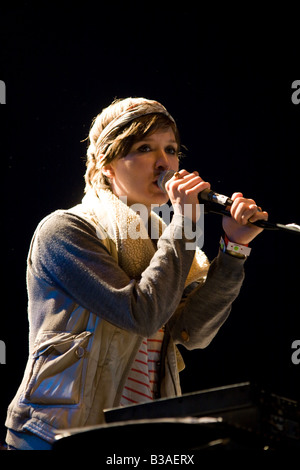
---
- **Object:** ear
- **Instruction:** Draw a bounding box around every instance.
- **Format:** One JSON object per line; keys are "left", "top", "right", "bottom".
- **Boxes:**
{"left": 101, "top": 163, "right": 115, "bottom": 179}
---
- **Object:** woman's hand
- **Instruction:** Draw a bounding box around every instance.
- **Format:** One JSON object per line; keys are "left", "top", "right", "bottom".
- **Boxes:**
{"left": 166, "top": 170, "right": 268, "bottom": 244}
{"left": 165, "top": 169, "right": 210, "bottom": 223}
{"left": 222, "top": 192, "right": 269, "bottom": 244}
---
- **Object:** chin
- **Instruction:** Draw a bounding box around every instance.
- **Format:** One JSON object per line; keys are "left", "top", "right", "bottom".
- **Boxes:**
{"left": 128, "top": 189, "right": 169, "bottom": 208}
{"left": 150, "top": 193, "right": 169, "bottom": 206}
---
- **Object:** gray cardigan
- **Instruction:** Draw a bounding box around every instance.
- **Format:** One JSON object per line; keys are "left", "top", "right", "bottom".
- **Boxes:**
{"left": 6, "top": 208, "right": 245, "bottom": 449}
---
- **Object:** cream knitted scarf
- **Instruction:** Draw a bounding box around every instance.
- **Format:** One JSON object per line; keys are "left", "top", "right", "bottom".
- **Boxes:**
{"left": 82, "top": 188, "right": 210, "bottom": 287}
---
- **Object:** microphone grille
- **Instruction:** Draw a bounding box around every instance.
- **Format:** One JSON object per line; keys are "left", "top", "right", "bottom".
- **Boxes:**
{"left": 157, "top": 170, "right": 175, "bottom": 193}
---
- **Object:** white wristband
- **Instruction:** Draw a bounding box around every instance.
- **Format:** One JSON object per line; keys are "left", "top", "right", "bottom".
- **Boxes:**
{"left": 220, "top": 236, "right": 252, "bottom": 257}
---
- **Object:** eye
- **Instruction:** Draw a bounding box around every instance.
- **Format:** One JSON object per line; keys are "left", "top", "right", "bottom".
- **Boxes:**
{"left": 165, "top": 146, "right": 178, "bottom": 156}
{"left": 137, "top": 144, "right": 151, "bottom": 153}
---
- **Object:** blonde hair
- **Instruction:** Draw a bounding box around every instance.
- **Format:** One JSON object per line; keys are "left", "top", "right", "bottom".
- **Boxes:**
{"left": 84, "top": 97, "right": 180, "bottom": 192}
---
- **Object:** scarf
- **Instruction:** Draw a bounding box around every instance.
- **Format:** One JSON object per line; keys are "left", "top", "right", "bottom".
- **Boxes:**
{"left": 82, "top": 188, "right": 210, "bottom": 287}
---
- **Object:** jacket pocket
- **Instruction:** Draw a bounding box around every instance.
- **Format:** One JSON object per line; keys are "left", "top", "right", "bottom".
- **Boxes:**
{"left": 24, "top": 331, "right": 92, "bottom": 405}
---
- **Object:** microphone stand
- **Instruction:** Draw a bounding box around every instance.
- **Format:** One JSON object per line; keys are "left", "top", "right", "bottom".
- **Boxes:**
{"left": 203, "top": 202, "right": 300, "bottom": 234}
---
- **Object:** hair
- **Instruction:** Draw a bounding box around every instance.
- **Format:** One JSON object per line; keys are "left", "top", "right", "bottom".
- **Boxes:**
{"left": 84, "top": 97, "right": 180, "bottom": 192}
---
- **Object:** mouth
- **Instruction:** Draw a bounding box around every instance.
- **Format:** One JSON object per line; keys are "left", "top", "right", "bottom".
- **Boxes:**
{"left": 152, "top": 175, "right": 160, "bottom": 185}
{"left": 152, "top": 178, "right": 165, "bottom": 192}
{"left": 152, "top": 181, "right": 162, "bottom": 190}
{"left": 153, "top": 171, "right": 167, "bottom": 186}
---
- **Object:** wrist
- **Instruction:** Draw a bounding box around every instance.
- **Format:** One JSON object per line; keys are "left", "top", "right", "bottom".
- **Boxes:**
{"left": 220, "top": 234, "right": 251, "bottom": 259}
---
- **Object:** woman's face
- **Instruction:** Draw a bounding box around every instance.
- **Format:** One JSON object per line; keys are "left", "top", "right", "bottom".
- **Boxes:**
{"left": 103, "top": 128, "right": 179, "bottom": 209}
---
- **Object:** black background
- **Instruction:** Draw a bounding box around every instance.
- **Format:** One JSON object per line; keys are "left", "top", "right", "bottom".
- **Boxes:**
{"left": 0, "top": 2, "right": 299, "bottom": 446}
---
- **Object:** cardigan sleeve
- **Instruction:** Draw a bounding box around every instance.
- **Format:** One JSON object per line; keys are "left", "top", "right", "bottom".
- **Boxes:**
{"left": 168, "top": 250, "right": 246, "bottom": 349}
{"left": 28, "top": 210, "right": 196, "bottom": 338}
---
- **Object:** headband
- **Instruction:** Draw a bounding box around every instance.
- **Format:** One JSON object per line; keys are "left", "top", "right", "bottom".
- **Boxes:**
{"left": 96, "top": 100, "right": 176, "bottom": 155}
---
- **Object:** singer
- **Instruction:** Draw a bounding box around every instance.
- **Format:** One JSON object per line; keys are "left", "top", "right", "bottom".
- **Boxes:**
{"left": 5, "top": 97, "right": 268, "bottom": 450}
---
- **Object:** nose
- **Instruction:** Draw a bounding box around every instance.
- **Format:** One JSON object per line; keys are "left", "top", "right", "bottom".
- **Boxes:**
{"left": 154, "top": 148, "right": 172, "bottom": 172}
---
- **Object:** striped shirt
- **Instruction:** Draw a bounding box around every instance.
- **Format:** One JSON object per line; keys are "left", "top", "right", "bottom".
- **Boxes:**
{"left": 120, "top": 327, "right": 165, "bottom": 405}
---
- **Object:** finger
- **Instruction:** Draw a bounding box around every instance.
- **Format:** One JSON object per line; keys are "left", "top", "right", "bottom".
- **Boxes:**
{"left": 178, "top": 174, "right": 209, "bottom": 190}
{"left": 177, "top": 170, "right": 201, "bottom": 182}
{"left": 236, "top": 203, "right": 268, "bottom": 225}
{"left": 230, "top": 196, "right": 253, "bottom": 218}
{"left": 231, "top": 192, "right": 244, "bottom": 201}
{"left": 231, "top": 199, "right": 257, "bottom": 225}
{"left": 168, "top": 170, "right": 208, "bottom": 191}
{"left": 248, "top": 208, "right": 269, "bottom": 223}
{"left": 242, "top": 204, "right": 261, "bottom": 225}
{"left": 185, "top": 179, "right": 211, "bottom": 195}
{"left": 165, "top": 169, "right": 188, "bottom": 192}
{"left": 173, "top": 169, "right": 200, "bottom": 179}
{"left": 166, "top": 171, "right": 211, "bottom": 203}
{"left": 172, "top": 169, "right": 189, "bottom": 179}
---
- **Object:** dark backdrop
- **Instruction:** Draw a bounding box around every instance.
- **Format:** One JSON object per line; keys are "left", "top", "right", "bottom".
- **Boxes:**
{"left": 1, "top": 3, "right": 299, "bottom": 445}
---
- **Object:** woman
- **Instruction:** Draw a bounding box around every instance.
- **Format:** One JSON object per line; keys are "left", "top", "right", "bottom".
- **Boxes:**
{"left": 5, "top": 97, "right": 268, "bottom": 450}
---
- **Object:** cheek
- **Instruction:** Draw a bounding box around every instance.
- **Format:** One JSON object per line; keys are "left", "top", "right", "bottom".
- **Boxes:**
{"left": 114, "top": 164, "right": 144, "bottom": 193}
{"left": 114, "top": 155, "right": 154, "bottom": 189}
{"left": 124, "top": 160, "right": 151, "bottom": 183}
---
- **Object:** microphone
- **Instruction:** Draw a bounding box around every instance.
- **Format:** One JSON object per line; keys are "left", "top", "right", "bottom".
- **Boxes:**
{"left": 157, "top": 170, "right": 234, "bottom": 207}
{"left": 156, "top": 170, "right": 300, "bottom": 233}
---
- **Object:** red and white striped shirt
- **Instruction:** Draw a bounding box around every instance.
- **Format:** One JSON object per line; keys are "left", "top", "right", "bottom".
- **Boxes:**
{"left": 120, "top": 327, "right": 165, "bottom": 405}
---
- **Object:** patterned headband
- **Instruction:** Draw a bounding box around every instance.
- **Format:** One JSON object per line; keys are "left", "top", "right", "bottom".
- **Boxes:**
{"left": 96, "top": 100, "right": 176, "bottom": 155}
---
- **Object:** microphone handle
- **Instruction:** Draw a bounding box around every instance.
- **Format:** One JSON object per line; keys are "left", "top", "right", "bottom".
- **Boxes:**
{"left": 157, "top": 170, "right": 300, "bottom": 234}
{"left": 200, "top": 188, "right": 233, "bottom": 206}
{"left": 204, "top": 203, "right": 269, "bottom": 229}
{"left": 204, "top": 202, "right": 299, "bottom": 232}
{"left": 165, "top": 180, "right": 278, "bottom": 229}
